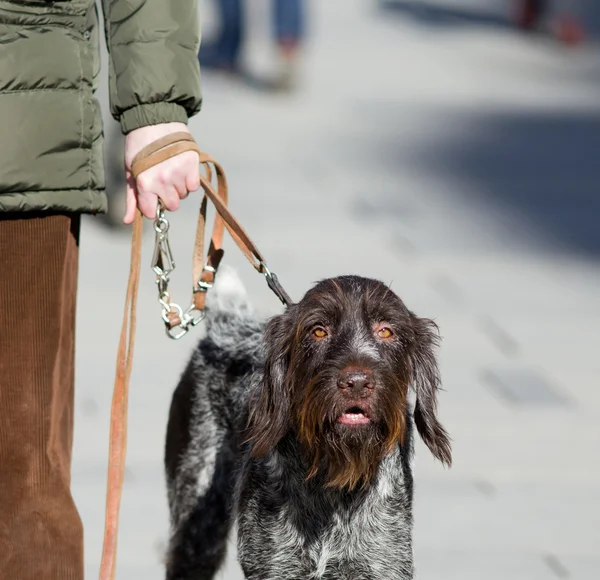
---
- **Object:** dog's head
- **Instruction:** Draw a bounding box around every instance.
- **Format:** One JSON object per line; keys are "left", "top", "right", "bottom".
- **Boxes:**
{"left": 247, "top": 275, "right": 451, "bottom": 489}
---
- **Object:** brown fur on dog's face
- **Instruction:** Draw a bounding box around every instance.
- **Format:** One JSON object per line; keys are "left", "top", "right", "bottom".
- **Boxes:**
{"left": 247, "top": 276, "right": 451, "bottom": 490}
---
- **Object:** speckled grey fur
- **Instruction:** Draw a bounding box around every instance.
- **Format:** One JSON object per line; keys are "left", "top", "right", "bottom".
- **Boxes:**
{"left": 164, "top": 268, "right": 449, "bottom": 580}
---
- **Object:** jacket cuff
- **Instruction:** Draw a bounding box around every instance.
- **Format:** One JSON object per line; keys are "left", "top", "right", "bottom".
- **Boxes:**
{"left": 119, "top": 103, "right": 189, "bottom": 134}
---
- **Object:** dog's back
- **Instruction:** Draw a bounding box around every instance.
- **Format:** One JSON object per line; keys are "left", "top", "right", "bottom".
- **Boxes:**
{"left": 164, "top": 268, "right": 262, "bottom": 580}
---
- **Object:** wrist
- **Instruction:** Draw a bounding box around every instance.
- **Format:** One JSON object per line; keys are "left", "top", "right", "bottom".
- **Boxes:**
{"left": 124, "top": 122, "right": 193, "bottom": 167}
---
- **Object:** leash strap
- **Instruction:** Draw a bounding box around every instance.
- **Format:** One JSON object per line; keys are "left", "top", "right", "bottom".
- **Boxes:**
{"left": 98, "top": 214, "right": 142, "bottom": 580}
{"left": 99, "top": 133, "right": 292, "bottom": 580}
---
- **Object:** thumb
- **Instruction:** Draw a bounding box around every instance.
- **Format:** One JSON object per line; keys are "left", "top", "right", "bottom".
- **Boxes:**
{"left": 123, "top": 172, "right": 138, "bottom": 225}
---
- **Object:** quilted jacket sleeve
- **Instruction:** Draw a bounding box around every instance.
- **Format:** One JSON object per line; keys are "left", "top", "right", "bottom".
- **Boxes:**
{"left": 101, "top": 0, "right": 202, "bottom": 133}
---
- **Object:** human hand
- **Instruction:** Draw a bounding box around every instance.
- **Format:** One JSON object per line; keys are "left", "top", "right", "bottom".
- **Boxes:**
{"left": 123, "top": 122, "right": 200, "bottom": 224}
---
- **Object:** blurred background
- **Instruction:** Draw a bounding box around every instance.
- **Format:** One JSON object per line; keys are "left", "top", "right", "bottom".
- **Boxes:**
{"left": 75, "top": 0, "right": 600, "bottom": 578}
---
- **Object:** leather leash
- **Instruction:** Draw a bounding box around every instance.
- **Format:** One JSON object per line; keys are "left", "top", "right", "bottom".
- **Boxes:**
{"left": 99, "top": 132, "right": 292, "bottom": 580}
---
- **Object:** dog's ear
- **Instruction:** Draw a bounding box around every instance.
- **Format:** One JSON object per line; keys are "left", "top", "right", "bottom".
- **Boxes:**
{"left": 247, "top": 309, "right": 295, "bottom": 457}
{"left": 410, "top": 315, "right": 452, "bottom": 467}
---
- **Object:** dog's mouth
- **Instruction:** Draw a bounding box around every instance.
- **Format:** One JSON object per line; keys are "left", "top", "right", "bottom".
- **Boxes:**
{"left": 337, "top": 406, "right": 371, "bottom": 426}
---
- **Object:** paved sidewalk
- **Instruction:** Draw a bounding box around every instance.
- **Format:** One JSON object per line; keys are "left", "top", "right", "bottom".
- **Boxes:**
{"left": 75, "top": 1, "right": 600, "bottom": 578}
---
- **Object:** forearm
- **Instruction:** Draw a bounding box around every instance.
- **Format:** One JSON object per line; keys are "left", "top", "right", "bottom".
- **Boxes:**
{"left": 101, "top": 0, "right": 202, "bottom": 133}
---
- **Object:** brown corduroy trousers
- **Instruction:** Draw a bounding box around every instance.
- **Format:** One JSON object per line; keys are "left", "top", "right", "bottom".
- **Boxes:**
{"left": 0, "top": 213, "right": 84, "bottom": 580}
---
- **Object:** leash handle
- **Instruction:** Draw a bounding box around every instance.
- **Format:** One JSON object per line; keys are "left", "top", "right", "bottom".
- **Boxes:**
{"left": 99, "top": 133, "right": 292, "bottom": 580}
{"left": 135, "top": 133, "right": 292, "bottom": 336}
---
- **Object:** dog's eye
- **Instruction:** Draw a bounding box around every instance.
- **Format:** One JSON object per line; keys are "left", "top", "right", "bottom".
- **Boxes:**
{"left": 377, "top": 327, "right": 393, "bottom": 339}
{"left": 312, "top": 327, "right": 328, "bottom": 340}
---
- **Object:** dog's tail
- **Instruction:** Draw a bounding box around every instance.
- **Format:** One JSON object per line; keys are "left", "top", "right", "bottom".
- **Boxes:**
{"left": 199, "top": 265, "right": 263, "bottom": 356}
{"left": 205, "top": 264, "right": 252, "bottom": 316}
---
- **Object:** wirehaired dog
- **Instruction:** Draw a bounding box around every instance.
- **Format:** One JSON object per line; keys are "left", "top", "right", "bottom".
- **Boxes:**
{"left": 164, "top": 269, "right": 451, "bottom": 580}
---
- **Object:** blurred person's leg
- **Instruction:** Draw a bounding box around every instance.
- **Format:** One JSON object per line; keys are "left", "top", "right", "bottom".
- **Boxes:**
{"left": 0, "top": 213, "right": 83, "bottom": 580}
{"left": 273, "top": 0, "right": 305, "bottom": 90}
{"left": 514, "top": 0, "right": 585, "bottom": 44}
{"left": 274, "top": 0, "right": 304, "bottom": 51}
{"left": 200, "top": 0, "right": 244, "bottom": 69}
{"left": 514, "top": 0, "right": 547, "bottom": 30}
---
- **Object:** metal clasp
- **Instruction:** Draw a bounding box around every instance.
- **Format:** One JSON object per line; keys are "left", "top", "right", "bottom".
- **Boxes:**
{"left": 165, "top": 305, "right": 205, "bottom": 340}
{"left": 259, "top": 261, "right": 292, "bottom": 307}
{"left": 151, "top": 203, "right": 175, "bottom": 278}
{"left": 194, "top": 264, "right": 217, "bottom": 293}
{"left": 151, "top": 201, "right": 208, "bottom": 340}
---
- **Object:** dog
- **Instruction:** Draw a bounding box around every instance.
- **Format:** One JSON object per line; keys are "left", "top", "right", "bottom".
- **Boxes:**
{"left": 164, "top": 268, "right": 451, "bottom": 580}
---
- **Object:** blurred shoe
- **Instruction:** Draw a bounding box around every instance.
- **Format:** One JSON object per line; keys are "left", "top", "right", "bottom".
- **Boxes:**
{"left": 274, "top": 39, "right": 301, "bottom": 93}
{"left": 274, "top": 59, "right": 299, "bottom": 93}
{"left": 552, "top": 14, "right": 586, "bottom": 46}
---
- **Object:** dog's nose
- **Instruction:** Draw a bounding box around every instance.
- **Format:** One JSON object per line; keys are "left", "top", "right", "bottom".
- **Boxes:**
{"left": 338, "top": 369, "right": 374, "bottom": 396}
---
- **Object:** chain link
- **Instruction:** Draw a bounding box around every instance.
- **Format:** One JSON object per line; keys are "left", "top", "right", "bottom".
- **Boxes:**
{"left": 152, "top": 202, "right": 206, "bottom": 339}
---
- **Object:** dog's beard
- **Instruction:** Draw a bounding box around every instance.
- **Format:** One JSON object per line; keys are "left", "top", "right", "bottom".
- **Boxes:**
{"left": 295, "top": 371, "right": 407, "bottom": 491}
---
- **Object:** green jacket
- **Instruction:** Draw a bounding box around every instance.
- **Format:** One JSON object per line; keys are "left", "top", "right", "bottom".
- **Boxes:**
{"left": 0, "top": 0, "right": 202, "bottom": 214}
